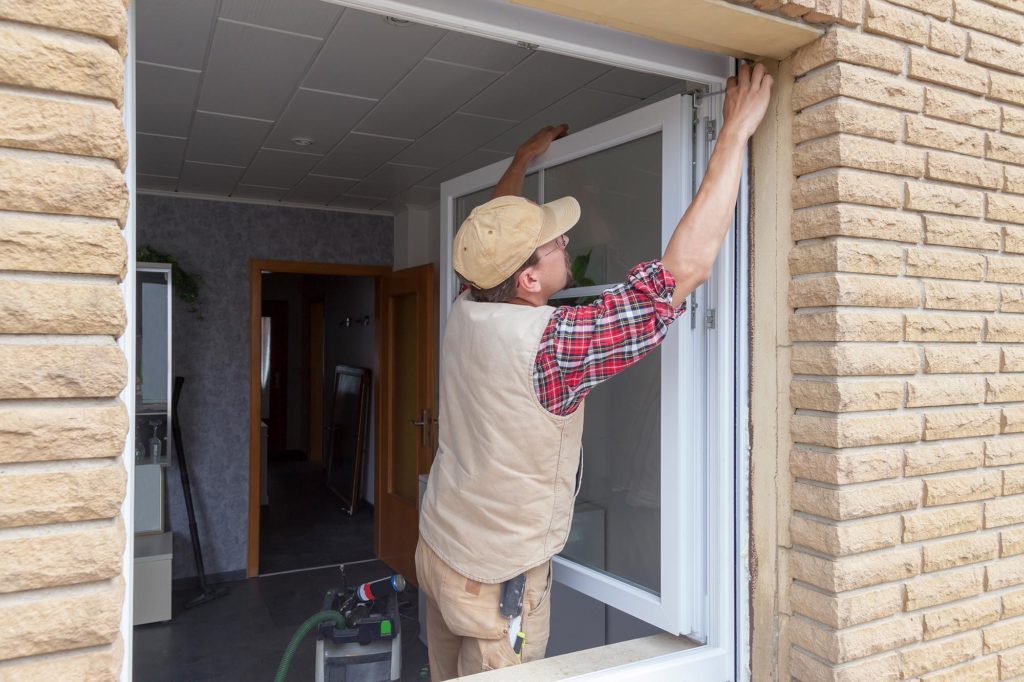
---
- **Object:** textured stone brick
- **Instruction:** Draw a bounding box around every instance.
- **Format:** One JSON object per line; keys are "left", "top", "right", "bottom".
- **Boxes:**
{"left": 983, "top": 615, "right": 1024, "bottom": 653}
{"left": 905, "top": 439, "right": 985, "bottom": 475}
{"left": 866, "top": 0, "right": 931, "bottom": 43}
{"left": 0, "top": 521, "right": 123, "bottom": 593}
{"left": 988, "top": 132, "right": 1024, "bottom": 166}
{"left": 795, "top": 134, "right": 926, "bottom": 177}
{"left": 1004, "top": 405, "right": 1024, "bottom": 433}
{"left": 793, "top": 169, "right": 903, "bottom": 209}
{"left": 986, "top": 435, "right": 1024, "bottom": 465}
{"left": 924, "top": 281, "right": 1000, "bottom": 311}
{"left": 926, "top": 86, "right": 1001, "bottom": 129}
{"left": 990, "top": 557, "right": 1024, "bottom": 591}
{"left": 952, "top": 0, "right": 1024, "bottom": 42}
{"left": 904, "top": 504, "right": 981, "bottom": 542}
{"left": 907, "top": 247, "right": 986, "bottom": 280}
{"left": 0, "top": 23, "right": 122, "bottom": 105}
{"left": 791, "top": 378, "right": 905, "bottom": 411}
{"left": 792, "top": 27, "right": 907, "bottom": 75}
{"left": 967, "top": 30, "right": 1024, "bottom": 74}
{"left": 790, "top": 649, "right": 900, "bottom": 682}
{"left": 900, "top": 631, "right": 981, "bottom": 678}
{"left": 985, "top": 494, "right": 1024, "bottom": 527}
{"left": 1004, "top": 347, "right": 1024, "bottom": 372}
{"left": 906, "top": 114, "right": 986, "bottom": 155}
{"left": 1007, "top": 226, "right": 1024, "bottom": 254}
{"left": 0, "top": 151, "right": 128, "bottom": 222}
{"left": 924, "top": 344, "right": 1000, "bottom": 373}
{"left": 0, "top": 645, "right": 121, "bottom": 682}
{"left": 791, "top": 514, "right": 900, "bottom": 555}
{"left": 791, "top": 310, "right": 905, "bottom": 342}
{"left": 1005, "top": 105, "right": 1024, "bottom": 136}
{"left": 790, "top": 274, "right": 920, "bottom": 308}
{"left": 906, "top": 566, "right": 984, "bottom": 610}
{"left": 793, "top": 479, "right": 921, "bottom": 520}
{"left": 923, "top": 596, "right": 1000, "bottom": 639}
{"left": 793, "top": 99, "right": 903, "bottom": 144}
{"left": 0, "top": 279, "right": 125, "bottom": 335}
{"left": 790, "top": 240, "right": 903, "bottom": 276}
{"left": 926, "top": 151, "right": 1003, "bottom": 189}
{"left": 791, "top": 583, "right": 902, "bottom": 629}
{"left": 0, "top": 214, "right": 125, "bottom": 277}
{"left": 1000, "top": 644, "right": 1024, "bottom": 678}
{"left": 792, "top": 547, "right": 922, "bottom": 592}
{"left": 1004, "top": 528, "right": 1024, "bottom": 557}
{"left": 1005, "top": 465, "right": 1024, "bottom": 494}
{"left": 0, "top": 0, "right": 127, "bottom": 46}
{"left": 790, "top": 614, "right": 922, "bottom": 664}
{"left": 924, "top": 470, "right": 1001, "bottom": 505}
{"left": 793, "top": 204, "right": 922, "bottom": 242}
{"left": 908, "top": 376, "right": 986, "bottom": 406}
{"left": 923, "top": 532, "right": 999, "bottom": 571}
{"left": 0, "top": 579, "right": 122, "bottom": 661}
{"left": 988, "top": 375, "right": 1024, "bottom": 402}
{"left": 0, "top": 344, "right": 126, "bottom": 399}
{"left": 793, "top": 344, "right": 920, "bottom": 376}
{"left": 981, "top": 0, "right": 1024, "bottom": 13}
{"left": 1001, "top": 286, "right": 1024, "bottom": 312}
{"left": 924, "top": 214, "right": 1002, "bottom": 250}
{"left": 930, "top": 17, "right": 968, "bottom": 54}
{"left": 986, "top": 314, "right": 1024, "bottom": 341}
{"left": 0, "top": 403, "right": 127, "bottom": 464}
{"left": 0, "top": 464, "right": 125, "bottom": 528}
{"left": 991, "top": 71, "right": 1024, "bottom": 107}
{"left": 791, "top": 445, "right": 903, "bottom": 484}
{"left": 906, "top": 180, "right": 985, "bottom": 217}
{"left": 905, "top": 313, "right": 983, "bottom": 342}
{"left": 793, "top": 63, "right": 925, "bottom": 112}
{"left": 1007, "top": 165, "right": 1024, "bottom": 195}
{"left": 792, "top": 412, "right": 922, "bottom": 448}
{"left": 0, "top": 91, "right": 127, "bottom": 167}
{"left": 924, "top": 407, "right": 1001, "bottom": 440}
{"left": 920, "top": 655, "right": 998, "bottom": 681}
{"left": 909, "top": 47, "right": 989, "bottom": 94}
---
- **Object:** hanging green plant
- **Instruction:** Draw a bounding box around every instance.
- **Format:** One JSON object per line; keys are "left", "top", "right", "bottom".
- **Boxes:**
{"left": 137, "top": 246, "right": 202, "bottom": 313}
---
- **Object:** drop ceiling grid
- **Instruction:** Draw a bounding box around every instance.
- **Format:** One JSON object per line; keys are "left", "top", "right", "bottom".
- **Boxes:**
{"left": 134, "top": 1, "right": 682, "bottom": 211}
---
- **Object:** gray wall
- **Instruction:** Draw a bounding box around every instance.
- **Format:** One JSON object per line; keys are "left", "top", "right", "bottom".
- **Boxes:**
{"left": 137, "top": 195, "right": 392, "bottom": 579}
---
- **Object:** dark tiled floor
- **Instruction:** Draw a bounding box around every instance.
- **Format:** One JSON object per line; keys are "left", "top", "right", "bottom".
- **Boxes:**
{"left": 134, "top": 561, "right": 428, "bottom": 682}
{"left": 259, "top": 459, "right": 375, "bottom": 575}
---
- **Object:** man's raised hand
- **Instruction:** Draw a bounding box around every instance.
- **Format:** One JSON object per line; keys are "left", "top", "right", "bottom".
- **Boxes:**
{"left": 722, "top": 62, "right": 773, "bottom": 141}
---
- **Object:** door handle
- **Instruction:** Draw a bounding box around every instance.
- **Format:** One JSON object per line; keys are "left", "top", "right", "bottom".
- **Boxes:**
{"left": 410, "top": 408, "right": 431, "bottom": 448}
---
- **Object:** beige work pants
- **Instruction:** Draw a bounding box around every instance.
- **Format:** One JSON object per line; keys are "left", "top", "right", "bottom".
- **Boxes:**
{"left": 415, "top": 540, "right": 553, "bottom": 681}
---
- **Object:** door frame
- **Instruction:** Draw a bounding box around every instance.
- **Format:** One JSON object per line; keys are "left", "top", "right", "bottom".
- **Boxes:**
{"left": 247, "top": 259, "right": 391, "bottom": 577}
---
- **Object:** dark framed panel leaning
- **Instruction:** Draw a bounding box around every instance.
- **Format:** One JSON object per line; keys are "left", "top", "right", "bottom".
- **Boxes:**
{"left": 325, "top": 365, "right": 372, "bottom": 515}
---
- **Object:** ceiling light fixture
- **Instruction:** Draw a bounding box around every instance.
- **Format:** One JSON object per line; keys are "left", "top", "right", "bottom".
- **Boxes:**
{"left": 291, "top": 137, "right": 314, "bottom": 147}
{"left": 384, "top": 16, "right": 412, "bottom": 27}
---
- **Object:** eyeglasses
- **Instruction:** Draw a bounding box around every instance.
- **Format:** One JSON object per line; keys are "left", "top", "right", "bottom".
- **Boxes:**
{"left": 537, "top": 233, "right": 569, "bottom": 259}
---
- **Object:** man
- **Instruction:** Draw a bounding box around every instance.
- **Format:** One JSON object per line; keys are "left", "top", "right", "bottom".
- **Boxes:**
{"left": 417, "top": 62, "right": 773, "bottom": 679}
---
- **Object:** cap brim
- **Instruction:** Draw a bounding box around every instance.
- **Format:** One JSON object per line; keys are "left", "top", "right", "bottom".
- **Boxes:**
{"left": 537, "top": 196, "right": 581, "bottom": 246}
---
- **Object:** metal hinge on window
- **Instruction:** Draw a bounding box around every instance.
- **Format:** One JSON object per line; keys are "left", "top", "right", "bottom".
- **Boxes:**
{"left": 704, "top": 308, "right": 717, "bottom": 330}
{"left": 706, "top": 119, "right": 718, "bottom": 142}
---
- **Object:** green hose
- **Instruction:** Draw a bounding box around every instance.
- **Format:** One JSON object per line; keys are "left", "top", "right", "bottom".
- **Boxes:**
{"left": 273, "top": 610, "right": 346, "bottom": 682}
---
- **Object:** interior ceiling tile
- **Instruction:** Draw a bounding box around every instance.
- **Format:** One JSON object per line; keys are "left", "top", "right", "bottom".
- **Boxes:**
{"left": 136, "top": 0, "right": 218, "bottom": 70}
{"left": 427, "top": 32, "right": 531, "bottom": 72}
{"left": 330, "top": 195, "right": 388, "bottom": 211}
{"left": 588, "top": 68, "right": 681, "bottom": 99}
{"left": 137, "top": 134, "right": 187, "bottom": 177}
{"left": 232, "top": 184, "right": 290, "bottom": 201}
{"left": 264, "top": 89, "right": 376, "bottom": 155}
{"left": 218, "top": 0, "right": 342, "bottom": 38}
{"left": 283, "top": 174, "right": 359, "bottom": 205}
{"left": 483, "top": 88, "right": 640, "bottom": 155}
{"left": 346, "top": 163, "right": 435, "bottom": 198}
{"left": 137, "top": 174, "right": 180, "bottom": 192}
{"left": 186, "top": 111, "right": 274, "bottom": 166}
{"left": 313, "top": 132, "right": 411, "bottom": 178}
{"left": 178, "top": 161, "right": 246, "bottom": 195}
{"left": 392, "top": 113, "right": 515, "bottom": 169}
{"left": 242, "top": 148, "right": 322, "bottom": 187}
{"left": 303, "top": 9, "right": 445, "bottom": 99}
{"left": 197, "top": 19, "right": 322, "bottom": 120}
{"left": 355, "top": 60, "right": 501, "bottom": 140}
{"left": 419, "top": 149, "right": 509, "bottom": 189}
{"left": 137, "top": 63, "right": 201, "bottom": 138}
{"left": 395, "top": 185, "right": 441, "bottom": 207}
{"left": 461, "top": 51, "right": 611, "bottom": 122}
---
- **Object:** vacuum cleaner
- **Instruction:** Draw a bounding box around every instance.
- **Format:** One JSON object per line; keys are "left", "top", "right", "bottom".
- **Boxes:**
{"left": 274, "top": 568, "right": 406, "bottom": 682}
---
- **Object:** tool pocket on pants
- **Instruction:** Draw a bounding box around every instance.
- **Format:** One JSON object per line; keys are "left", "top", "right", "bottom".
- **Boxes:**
{"left": 520, "top": 562, "right": 553, "bottom": 663}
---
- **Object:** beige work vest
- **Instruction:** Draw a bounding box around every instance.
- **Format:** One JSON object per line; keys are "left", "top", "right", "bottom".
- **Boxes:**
{"left": 419, "top": 292, "right": 586, "bottom": 583}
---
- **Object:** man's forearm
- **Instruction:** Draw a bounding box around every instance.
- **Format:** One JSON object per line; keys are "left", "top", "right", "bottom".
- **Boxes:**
{"left": 491, "top": 152, "right": 532, "bottom": 200}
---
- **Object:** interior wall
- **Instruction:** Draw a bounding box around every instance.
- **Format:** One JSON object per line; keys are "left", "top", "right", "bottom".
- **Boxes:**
{"left": 137, "top": 194, "right": 392, "bottom": 580}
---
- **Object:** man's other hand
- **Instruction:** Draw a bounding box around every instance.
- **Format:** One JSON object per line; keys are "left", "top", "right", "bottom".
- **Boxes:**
{"left": 722, "top": 62, "right": 773, "bottom": 141}
{"left": 515, "top": 124, "right": 569, "bottom": 162}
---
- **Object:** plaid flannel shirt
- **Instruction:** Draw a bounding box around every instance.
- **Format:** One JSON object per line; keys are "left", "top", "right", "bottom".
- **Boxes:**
{"left": 533, "top": 260, "right": 686, "bottom": 417}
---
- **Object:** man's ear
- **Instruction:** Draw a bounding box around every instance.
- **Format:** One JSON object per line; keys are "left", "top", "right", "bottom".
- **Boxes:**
{"left": 516, "top": 265, "right": 542, "bottom": 294}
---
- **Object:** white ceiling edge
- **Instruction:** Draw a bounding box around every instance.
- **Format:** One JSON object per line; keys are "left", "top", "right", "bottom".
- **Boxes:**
{"left": 138, "top": 188, "right": 396, "bottom": 217}
{"left": 322, "top": 0, "right": 732, "bottom": 84}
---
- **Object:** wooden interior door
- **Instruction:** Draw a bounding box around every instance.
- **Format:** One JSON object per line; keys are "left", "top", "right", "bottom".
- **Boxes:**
{"left": 376, "top": 263, "right": 435, "bottom": 586}
{"left": 262, "top": 300, "right": 289, "bottom": 457}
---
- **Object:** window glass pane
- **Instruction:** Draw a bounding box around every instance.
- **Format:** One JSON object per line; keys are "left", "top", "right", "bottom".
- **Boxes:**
{"left": 544, "top": 133, "right": 661, "bottom": 287}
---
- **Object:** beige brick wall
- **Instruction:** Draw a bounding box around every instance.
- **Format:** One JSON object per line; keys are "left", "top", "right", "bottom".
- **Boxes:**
{"left": 738, "top": 0, "right": 1024, "bottom": 677}
{"left": 0, "top": 1, "right": 130, "bottom": 680}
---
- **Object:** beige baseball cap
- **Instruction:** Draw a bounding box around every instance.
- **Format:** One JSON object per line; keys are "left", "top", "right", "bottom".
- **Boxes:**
{"left": 453, "top": 195, "right": 581, "bottom": 289}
